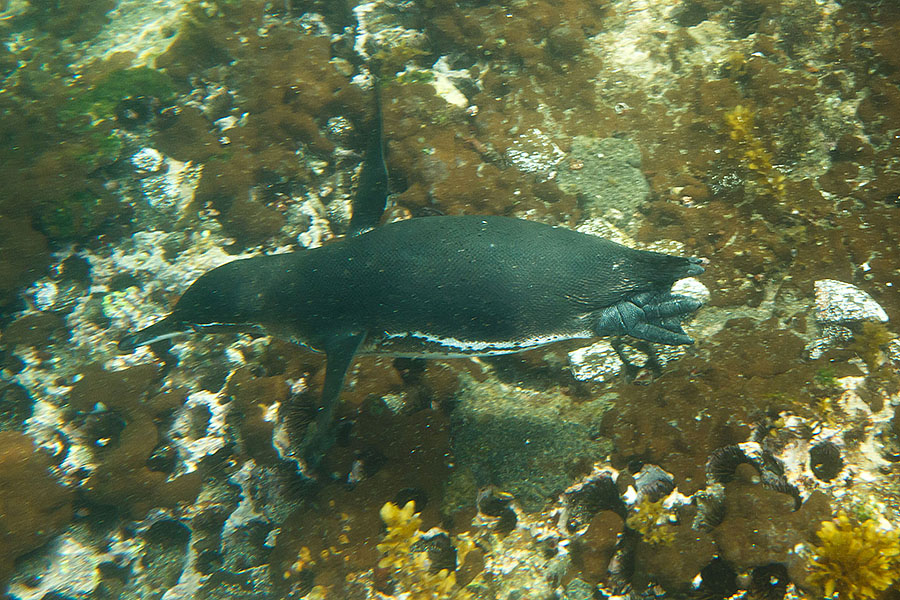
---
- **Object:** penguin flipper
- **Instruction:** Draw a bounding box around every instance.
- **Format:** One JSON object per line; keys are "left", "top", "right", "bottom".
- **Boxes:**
{"left": 299, "top": 331, "right": 366, "bottom": 470}
{"left": 347, "top": 74, "right": 388, "bottom": 236}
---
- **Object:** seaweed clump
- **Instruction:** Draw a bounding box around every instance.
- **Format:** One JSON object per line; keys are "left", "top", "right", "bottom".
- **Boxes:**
{"left": 0, "top": 431, "right": 73, "bottom": 583}
{"left": 724, "top": 104, "right": 786, "bottom": 201}
{"left": 27, "top": 0, "right": 116, "bottom": 41}
{"left": 0, "top": 216, "right": 49, "bottom": 312}
{"left": 377, "top": 501, "right": 474, "bottom": 600}
{"left": 68, "top": 364, "right": 201, "bottom": 517}
{"left": 626, "top": 497, "right": 676, "bottom": 546}
{"left": 806, "top": 513, "right": 900, "bottom": 599}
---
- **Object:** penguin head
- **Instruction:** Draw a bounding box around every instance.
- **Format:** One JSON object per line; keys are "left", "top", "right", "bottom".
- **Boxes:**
{"left": 119, "top": 259, "right": 269, "bottom": 352}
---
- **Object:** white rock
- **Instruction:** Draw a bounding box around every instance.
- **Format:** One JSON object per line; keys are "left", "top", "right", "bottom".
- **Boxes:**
{"left": 814, "top": 279, "right": 889, "bottom": 324}
{"left": 673, "top": 277, "right": 710, "bottom": 305}
{"left": 131, "top": 147, "right": 164, "bottom": 174}
{"left": 568, "top": 340, "right": 623, "bottom": 382}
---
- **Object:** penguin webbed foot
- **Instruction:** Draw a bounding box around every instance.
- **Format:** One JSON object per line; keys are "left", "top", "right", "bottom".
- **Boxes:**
{"left": 594, "top": 291, "right": 702, "bottom": 345}
{"left": 297, "top": 419, "right": 338, "bottom": 478}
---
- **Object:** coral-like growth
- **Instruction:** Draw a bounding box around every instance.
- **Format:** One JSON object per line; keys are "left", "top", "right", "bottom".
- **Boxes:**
{"left": 377, "top": 501, "right": 474, "bottom": 600}
{"left": 724, "top": 104, "right": 786, "bottom": 201}
{"left": 806, "top": 513, "right": 900, "bottom": 599}
{"left": 626, "top": 497, "right": 675, "bottom": 545}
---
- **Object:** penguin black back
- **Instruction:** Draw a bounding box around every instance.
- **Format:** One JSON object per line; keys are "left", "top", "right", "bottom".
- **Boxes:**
{"left": 119, "top": 72, "right": 705, "bottom": 473}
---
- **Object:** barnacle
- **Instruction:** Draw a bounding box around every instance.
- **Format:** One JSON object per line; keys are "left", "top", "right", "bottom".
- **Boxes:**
{"left": 562, "top": 472, "right": 626, "bottom": 532}
{"left": 724, "top": 104, "right": 786, "bottom": 201}
{"left": 477, "top": 487, "right": 517, "bottom": 533}
{"left": 808, "top": 440, "right": 843, "bottom": 482}
{"left": 806, "top": 513, "right": 900, "bottom": 599}
{"left": 707, "top": 445, "right": 754, "bottom": 484}
{"left": 377, "top": 501, "right": 474, "bottom": 600}
{"left": 626, "top": 497, "right": 676, "bottom": 546}
{"left": 633, "top": 464, "right": 675, "bottom": 503}
{"left": 749, "top": 563, "right": 788, "bottom": 600}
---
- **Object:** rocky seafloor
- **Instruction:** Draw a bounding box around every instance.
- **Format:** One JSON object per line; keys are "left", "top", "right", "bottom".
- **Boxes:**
{"left": 1, "top": 0, "right": 900, "bottom": 599}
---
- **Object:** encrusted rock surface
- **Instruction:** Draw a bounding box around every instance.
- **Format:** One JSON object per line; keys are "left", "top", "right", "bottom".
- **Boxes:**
{"left": 2, "top": 0, "right": 900, "bottom": 598}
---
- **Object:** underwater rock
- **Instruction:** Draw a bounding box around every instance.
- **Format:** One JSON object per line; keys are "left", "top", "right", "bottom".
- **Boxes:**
{"left": 561, "top": 471, "right": 626, "bottom": 533}
{"left": 353, "top": 0, "right": 428, "bottom": 63}
{"left": 140, "top": 519, "right": 193, "bottom": 593}
{"left": 27, "top": 0, "right": 115, "bottom": 40}
{"left": 748, "top": 563, "right": 789, "bottom": 600}
{"left": 130, "top": 147, "right": 166, "bottom": 174}
{"left": 0, "top": 312, "right": 69, "bottom": 349}
{"left": 632, "top": 518, "right": 716, "bottom": 593}
{"left": 116, "top": 96, "right": 160, "bottom": 129}
{"left": 504, "top": 127, "right": 567, "bottom": 179}
{"left": 808, "top": 279, "right": 890, "bottom": 359}
{"left": 814, "top": 279, "right": 889, "bottom": 324}
{"left": 411, "top": 530, "right": 458, "bottom": 572}
{"left": 889, "top": 338, "right": 900, "bottom": 365}
{"left": 563, "top": 577, "right": 595, "bottom": 600}
{"left": 68, "top": 364, "right": 202, "bottom": 517}
{"left": 706, "top": 442, "right": 797, "bottom": 503}
{"left": 672, "top": 276, "right": 711, "bottom": 305}
{"left": 222, "top": 519, "right": 273, "bottom": 572}
{"left": 451, "top": 376, "right": 611, "bottom": 511}
{"left": 477, "top": 487, "right": 518, "bottom": 533}
{"left": 576, "top": 509, "right": 624, "bottom": 584}
{"left": 632, "top": 464, "right": 676, "bottom": 503}
{"left": 556, "top": 137, "right": 651, "bottom": 225}
{"left": 0, "top": 382, "right": 32, "bottom": 431}
{"left": 6, "top": 537, "right": 105, "bottom": 600}
{"left": 197, "top": 564, "right": 274, "bottom": 600}
{"left": 707, "top": 444, "right": 757, "bottom": 484}
{"left": 691, "top": 557, "right": 739, "bottom": 600}
{"left": 567, "top": 340, "right": 623, "bottom": 382}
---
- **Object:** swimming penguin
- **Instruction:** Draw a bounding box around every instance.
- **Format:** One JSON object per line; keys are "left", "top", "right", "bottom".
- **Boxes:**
{"left": 120, "top": 78, "right": 704, "bottom": 470}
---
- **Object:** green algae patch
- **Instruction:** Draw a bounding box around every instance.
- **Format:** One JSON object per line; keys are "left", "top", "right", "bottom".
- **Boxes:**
{"left": 0, "top": 63, "right": 179, "bottom": 245}
{"left": 61, "top": 67, "right": 177, "bottom": 123}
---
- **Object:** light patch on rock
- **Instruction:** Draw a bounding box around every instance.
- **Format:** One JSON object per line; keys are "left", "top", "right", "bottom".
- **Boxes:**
{"left": 8, "top": 538, "right": 106, "bottom": 600}
{"left": 73, "top": 0, "right": 189, "bottom": 69}
{"left": 171, "top": 390, "right": 231, "bottom": 473}
{"left": 506, "top": 128, "right": 566, "bottom": 178}
{"left": 430, "top": 56, "right": 470, "bottom": 108}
